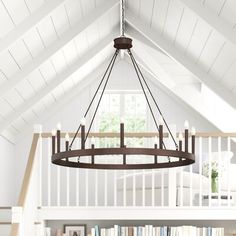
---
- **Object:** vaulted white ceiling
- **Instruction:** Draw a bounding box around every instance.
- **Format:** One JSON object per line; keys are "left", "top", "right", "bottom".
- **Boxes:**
{"left": 0, "top": 0, "right": 236, "bottom": 143}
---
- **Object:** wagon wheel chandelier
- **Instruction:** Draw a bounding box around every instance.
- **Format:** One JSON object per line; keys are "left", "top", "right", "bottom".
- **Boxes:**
{"left": 51, "top": 1, "right": 195, "bottom": 169}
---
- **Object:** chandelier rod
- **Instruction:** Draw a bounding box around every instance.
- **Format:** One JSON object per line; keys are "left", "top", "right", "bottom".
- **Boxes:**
{"left": 120, "top": 0, "right": 125, "bottom": 36}
{"left": 69, "top": 50, "right": 119, "bottom": 149}
{"left": 128, "top": 50, "right": 178, "bottom": 150}
{"left": 128, "top": 49, "right": 168, "bottom": 152}
{"left": 84, "top": 49, "right": 119, "bottom": 143}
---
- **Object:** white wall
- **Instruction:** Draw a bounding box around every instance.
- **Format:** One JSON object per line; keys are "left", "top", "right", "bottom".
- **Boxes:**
{"left": 14, "top": 60, "right": 219, "bottom": 205}
{"left": 0, "top": 136, "right": 16, "bottom": 205}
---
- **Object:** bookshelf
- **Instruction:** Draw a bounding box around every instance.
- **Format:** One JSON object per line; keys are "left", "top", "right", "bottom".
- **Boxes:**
{"left": 46, "top": 220, "right": 236, "bottom": 236}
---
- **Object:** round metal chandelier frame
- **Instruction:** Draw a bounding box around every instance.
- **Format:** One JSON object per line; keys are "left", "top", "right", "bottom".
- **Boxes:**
{"left": 51, "top": 37, "right": 196, "bottom": 170}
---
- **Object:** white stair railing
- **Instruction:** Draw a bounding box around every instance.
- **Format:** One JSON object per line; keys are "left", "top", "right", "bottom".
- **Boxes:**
{"left": 37, "top": 130, "right": 234, "bottom": 208}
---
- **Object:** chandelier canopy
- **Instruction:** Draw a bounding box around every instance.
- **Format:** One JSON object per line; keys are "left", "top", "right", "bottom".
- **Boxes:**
{"left": 51, "top": 36, "right": 195, "bottom": 169}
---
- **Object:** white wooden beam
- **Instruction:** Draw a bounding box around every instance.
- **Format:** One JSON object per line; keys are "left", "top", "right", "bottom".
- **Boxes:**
{"left": 15, "top": 60, "right": 112, "bottom": 142}
{"left": 0, "top": 0, "right": 119, "bottom": 97}
{"left": 131, "top": 44, "right": 236, "bottom": 133}
{"left": 126, "top": 10, "right": 236, "bottom": 110}
{"left": 0, "top": 0, "right": 66, "bottom": 54}
{"left": 180, "top": 0, "right": 236, "bottom": 47}
{"left": 0, "top": 33, "right": 115, "bottom": 133}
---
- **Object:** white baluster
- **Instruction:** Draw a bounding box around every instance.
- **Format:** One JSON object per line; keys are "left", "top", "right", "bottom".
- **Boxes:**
{"left": 66, "top": 167, "right": 70, "bottom": 206}
{"left": 38, "top": 127, "right": 42, "bottom": 207}
{"left": 133, "top": 169, "right": 136, "bottom": 206}
{"left": 114, "top": 165, "right": 117, "bottom": 207}
{"left": 85, "top": 169, "right": 88, "bottom": 206}
{"left": 76, "top": 138, "right": 80, "bottom": 206}
{"left": 161, "top": 170, "right": 164, "bottom": 207}
{"left": 104, "top": 138, "right": 108, "bottom": 206}
{"left": 57, "top": 166, "right": 60, "bottom": 206}
{"left": 208, "top": 137, "right": 212, "bottom": 207}
{"left": 142, "top": 169, "right": 145, "bottom": 207}
{"left": 190, "top": 165, "right": 193, "bottom": 207}
{"left": 152, "top": 169, "right": 155, "bottom": 207}
{"left": 199, "top": 137, "right": 203, "bottom": 207}
{"left": 227, "top": 137, "right": 231, "bottom": 207}
{"left": 180, "top": 167, "right": 183, "bottom": 207}
{"left": 95, "top": 169, "right": 98, "bottom": 206}
{"left": 218, "top": 137, "right": 221, "bottom": 206}
{"left": 47, "top": 138, "right": 51, "bottom": 206}
{"left": 123, "top": 169, "right": 126, "bottom": 207}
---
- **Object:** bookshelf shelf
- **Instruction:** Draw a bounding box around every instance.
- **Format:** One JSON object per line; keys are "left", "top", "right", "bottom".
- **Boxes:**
{"left": 39, "top": 207, "right": 236, "bottom": 221}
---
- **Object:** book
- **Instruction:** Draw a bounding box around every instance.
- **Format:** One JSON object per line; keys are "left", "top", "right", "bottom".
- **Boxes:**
{"left": 91, "top": 224, "right": 224, "bottom": 236}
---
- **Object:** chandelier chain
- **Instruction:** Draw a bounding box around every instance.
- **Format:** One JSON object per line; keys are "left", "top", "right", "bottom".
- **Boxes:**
{"left": 121, "top": 0, "right": 125, "bottom": 36}
{"left": 129, "top": 50, "right": 179, "bottom": 150}
{"left": 69, "top": 50, "right": 119, "bottom": 149}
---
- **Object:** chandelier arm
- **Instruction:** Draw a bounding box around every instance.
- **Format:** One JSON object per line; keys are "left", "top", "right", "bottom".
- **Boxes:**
{"left": 129, "top": 50, "right": 179, "bottom": 150}
{"left": 69, "top": 51, "right": 119, "bottom": 149}
{"left": 128, "top": 49, "right": 168, "bottom": 152}
{"left": 84, "top": 49, "right": 119, "bottom": 143}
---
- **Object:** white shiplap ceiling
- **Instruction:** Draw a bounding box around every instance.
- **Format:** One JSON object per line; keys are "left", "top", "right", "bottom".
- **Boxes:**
{"left": 0, "top": 0, "right": 236, "bottom": 142}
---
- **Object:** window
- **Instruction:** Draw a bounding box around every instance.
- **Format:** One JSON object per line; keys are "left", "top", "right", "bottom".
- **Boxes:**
{"left": 96, "top": 92, "right": 147, "bottom": 147}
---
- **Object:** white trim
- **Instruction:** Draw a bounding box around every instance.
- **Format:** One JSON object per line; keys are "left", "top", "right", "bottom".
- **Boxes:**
{"left": 39, "top": 207, "right": 236, "bottom": 220}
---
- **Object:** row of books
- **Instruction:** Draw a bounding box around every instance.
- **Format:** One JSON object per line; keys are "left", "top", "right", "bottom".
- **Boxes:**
{"left": 90, "top": 225, "right": 224, "bottom": 236}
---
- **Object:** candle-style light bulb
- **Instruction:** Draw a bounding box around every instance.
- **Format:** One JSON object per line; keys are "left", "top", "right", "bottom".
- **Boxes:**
{"left": 178, "top": 132, "right": 183, "bottom": 141}
{"left": 191, "top": 127, "right": 196, "bottom": 136}
{"left": 184, "top": 120, "right": 189, "bottom": 129}
{"left": 80, "top": 117, "right": 86, "bottom": 126}
{"left": 91, "top": 136, "right": 95, "bottom": 145}
{"left": 159, "top": 116, "right": 164, "bottom": 125}
{"left": 57, "top": 122, "right": 61, "bottom": 130}
{"left": 65, "top": 133, "right": 70, "bottom": 142}
{"left": 52, "top": 129, "right": 56, "bottom": 136}
{"left": 120, "top": 117, "right": 125, "bottom": 124}
{"left": 154, "top": 136, "right": 158, "bottom": 144}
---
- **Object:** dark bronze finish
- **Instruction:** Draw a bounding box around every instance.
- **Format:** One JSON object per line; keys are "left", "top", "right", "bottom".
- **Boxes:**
{"left": 185, "top": 129, "right": 188, "bottom": 152}
{"left": 91, "top": 144, "right": 95, "bottom": 164}
{"left": 81, "top": 125, "right": 85, "bottom": 149}
{"left": 159, "top": 125, "right": 163, "bottom": 149}
{"left": 192, "top": 135, "right": 195, "bottom": 154}
{"left": 65, "top": 141, "right": 69, "bottom": 151}
{"left": 154, "top": 144, "right": 157, "bottom": 163}
{"left": 120, "top": 123, "right": 124, "bottom": 147}
{"left": 52, "top": 147, "right": 194, "bottom": 169}
{"left": 52, "top": 135, "right": 56, "bottom": 154}
{"left": 56, "top": 130, "right": 60, "bottom": 153}
{"left": 51, "top": 37, "right": 196, "bottom": 170}
{"left": 114, "top": 37, "right": 132, "bottom": 49}
{"left": 179, "top": 140, "right": 182, "bottom": 152}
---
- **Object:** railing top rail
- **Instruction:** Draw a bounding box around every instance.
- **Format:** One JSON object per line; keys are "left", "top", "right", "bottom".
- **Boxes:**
{"left": 39, "top": 132, "right": 236, "bottom": 138}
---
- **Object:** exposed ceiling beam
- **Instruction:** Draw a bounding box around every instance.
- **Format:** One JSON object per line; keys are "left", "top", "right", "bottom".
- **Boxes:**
{"left": 15, "top": 60, "right": 111, "bottom": 142}
{"left": 126, "top": 10, "right": 236, "bottom": 110}
{"left": 180, "top": 0, "right": 236, "bottom": 47}
{"left": 0, "top": 33, "right": 115, "bottom": 133}
{"left": 0, "top": 0, "right": 119, "bottom": 97}
{"left": 0, "top": 0, "right": 66, "bottom": 54}
{"left": 0, "top": 130, "right": 16, "bottom": 144}
{"left": 132, "top": 42, "right": 235, "bottom": 132}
